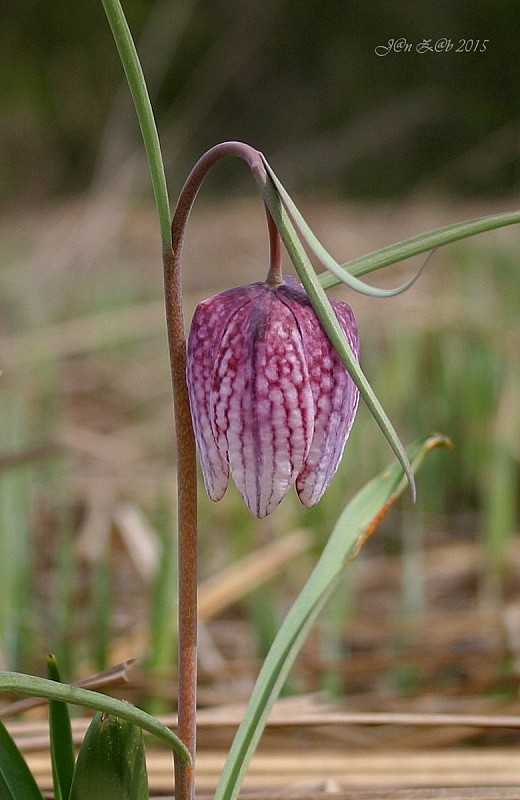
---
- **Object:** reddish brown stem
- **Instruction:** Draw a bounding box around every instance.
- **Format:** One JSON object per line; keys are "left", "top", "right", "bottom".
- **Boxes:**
{"left": 163, "top": 241, "right": 197, "bottom": 800}
{"left": 164, "top": 141, "right": 268, "bottom": 800}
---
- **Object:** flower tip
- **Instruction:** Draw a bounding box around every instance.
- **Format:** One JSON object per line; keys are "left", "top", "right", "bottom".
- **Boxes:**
{"left": 409, "top": 473, "right": 417, "bottom": 504}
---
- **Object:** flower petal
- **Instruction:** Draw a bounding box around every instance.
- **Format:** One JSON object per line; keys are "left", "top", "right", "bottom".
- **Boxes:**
{"left": 187, "top": 284, "right": 265, "bottom": 501}
{"left": 277, "top": 283, "right": 360, "bottom": 507}
{"left": 211, "top": 288, "right": 314, "bottom": 517}
{"left": 188, "top": 277, "right": 360, "bottom": 516}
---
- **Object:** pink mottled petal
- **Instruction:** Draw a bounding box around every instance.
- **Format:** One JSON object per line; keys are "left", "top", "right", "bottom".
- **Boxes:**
{"left": 187, "top": 284, "right": 265, "bottom": 501}
{"left": 278, "top": 284, "right": 360, "bottom": 507}
{"left": 211, "top": 291, "right": 314, "bottom": 518}
{"left": 188, "top": 276, "right": 360, "bottom": 517}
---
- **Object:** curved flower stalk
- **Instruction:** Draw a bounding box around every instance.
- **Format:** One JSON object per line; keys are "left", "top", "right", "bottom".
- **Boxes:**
{"left": 175, "top": 142, "right": 420, "bottom": 514}
{"left": 187, "top": 277, "right": 360, "bottom": 518}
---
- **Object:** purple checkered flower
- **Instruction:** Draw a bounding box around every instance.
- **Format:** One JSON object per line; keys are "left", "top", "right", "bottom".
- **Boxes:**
{"left": 186, "top": 276, "right": 360, "bottom": 518}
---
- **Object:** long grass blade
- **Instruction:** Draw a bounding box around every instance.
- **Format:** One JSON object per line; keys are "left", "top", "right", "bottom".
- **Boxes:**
{"left": 0, "top": 673, "right": 191, "bottom": 766}
{"left": 261, "top": 169, "right": 416, "bottom": 498}
{"left": 320, "top": 210, "right": 520, "bottom": 288}
{"left": 46, "top": 655, "right": 75, "bottom": 800}
{"left": 263, "top": 158, "right": 427, "bottom": 298}
{"left": 0, "top": 719, "right": 44, "bottom": 800}
{"left": 214, "top": 434, "right": 450, "bottom": 800}
{"left": 100, "top": 0, "right": 171, "bottom": 246}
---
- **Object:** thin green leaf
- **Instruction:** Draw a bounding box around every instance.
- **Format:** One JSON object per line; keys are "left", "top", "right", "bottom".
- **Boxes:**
{"left": 0, "top": 719, "right": 44, "bottom": 800}
{"left": 0, "top": 673, "right": 191, "bottom": 766}
{"left": 263, "top": 158, "right": 426, "bottom": 298}
{"left": 69, "top": 713, "right": 148, "bottom": 800}
{"left": 261, "top": 168, "right": 416, "bottom": 498}
{"left": 320, "top": 210, "right": 520, "bottom": 289}
{"left": 100, "top": 0, "right": 171, "bottom": 246}
{"left": 214, "top": 434, "right": 451, "bottom": 800}
{"left": 46, "top": 655, "right": 75, "bottom": 800}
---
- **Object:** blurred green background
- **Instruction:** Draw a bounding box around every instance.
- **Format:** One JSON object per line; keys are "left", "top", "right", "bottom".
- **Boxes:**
{"left": 2, "top": 0, "right": 520, "bottom": 205}
{"left": 0, "top": 1, "right": 519, "bottom": 713}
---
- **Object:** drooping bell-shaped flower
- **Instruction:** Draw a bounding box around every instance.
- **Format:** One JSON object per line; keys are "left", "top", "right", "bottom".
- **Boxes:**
{"left": 186, "top": 276, "right": 360, "bottom": 518}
